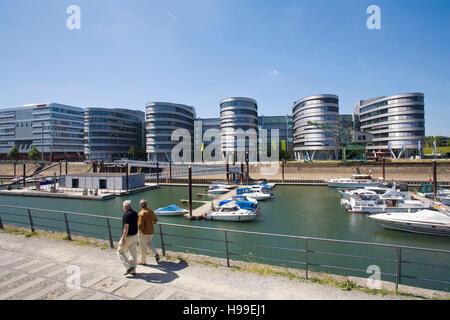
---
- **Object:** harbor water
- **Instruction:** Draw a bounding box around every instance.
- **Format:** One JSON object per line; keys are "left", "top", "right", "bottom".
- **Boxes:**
{"left": 0, "top": 185, "right": 449, "bottom": 292}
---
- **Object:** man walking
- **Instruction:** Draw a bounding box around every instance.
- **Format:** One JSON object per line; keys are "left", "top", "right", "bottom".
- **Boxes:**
{"left": 137, "top": 199, "right": 160, "bottom": 265}
{"left": 117, "top": 200, "right": 139, "bottom": 275}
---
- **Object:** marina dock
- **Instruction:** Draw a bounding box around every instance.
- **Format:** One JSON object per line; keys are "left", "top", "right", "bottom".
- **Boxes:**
{"left": 0, "top": 183, "right": 159, "bottom": 200}
{"left": 184, "top": 183, "right": 276, "bottom": 219}
{"left": 411, "top": 192, "right": 450, "bottom": 211}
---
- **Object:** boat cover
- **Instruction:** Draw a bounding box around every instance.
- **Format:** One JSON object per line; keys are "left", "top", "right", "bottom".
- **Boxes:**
{"left": 155, "top": 205, "right": 186, "bottom": 213}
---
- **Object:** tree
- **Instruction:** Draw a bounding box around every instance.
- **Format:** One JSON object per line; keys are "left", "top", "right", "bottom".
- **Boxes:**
{"left": 7, "top": 145, "right": 19, "bottom": 160}
{"left": 127, "top": 146, "right": 146, "bottom": 161}
{"left": 28, "top": 145, "right": 41, "bottom": 160}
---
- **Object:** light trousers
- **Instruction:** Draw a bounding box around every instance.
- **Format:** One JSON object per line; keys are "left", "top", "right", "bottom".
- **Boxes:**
{"left": 138, "top": 232, "right": 158, "bottom": 264}
{"left": 117, "top": 234, "right": 138, "bottom": 270}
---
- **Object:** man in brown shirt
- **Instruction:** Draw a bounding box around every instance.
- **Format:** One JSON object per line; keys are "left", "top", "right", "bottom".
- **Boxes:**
{"left": 137, "top": 199, "right": 160, "bottom": 265}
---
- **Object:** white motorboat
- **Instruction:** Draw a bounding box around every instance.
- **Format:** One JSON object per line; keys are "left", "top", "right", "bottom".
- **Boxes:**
{"left": 236, "top": 186, "right": 273, "bottom": 201}
{"left": 368, "top": 209, "right": 450, "bottom": 236}
{"left": 338, "top": 188, "right": 379, "bottom": 201}
{"left": 155, "top": 205, "right": 188, "bottom": 216}
{"left": 437, "top": 195, "right": 450, "bottom": 206}
{"left": 341, "top": 192, "right": 430, "bottom": 214}
{"left": 228, "top": 195, "right": 258, "bottom": 205}
{"left": 203, "top": 200, "right": 258, "bottom": 221}
{"left": 327, "top": 171, "right": 385, "bottom": 189}
{"left": 207, "top": 185, "right": 230, "bottom": 194}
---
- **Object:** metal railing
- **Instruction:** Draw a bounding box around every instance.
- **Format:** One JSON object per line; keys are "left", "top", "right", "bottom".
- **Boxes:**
{"left": 0, "top": 204, "right": 449, "bottom": 293}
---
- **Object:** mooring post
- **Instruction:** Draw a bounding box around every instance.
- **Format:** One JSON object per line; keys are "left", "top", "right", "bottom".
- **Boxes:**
{"left": 240, "top": 163, "right": 244, "bottom": 185}
{"left": 282, "top": 159, "right": 285, "bottom": 182}
{"left": 156, "top": 161, "right": 160, "bottom": 186}
{"left": 14, "top": 162, "right": 16, "bottom": 177}
{"left": 92, "top": 161, "right": 97, "bottom": 173}
{"left": 433, "top": 160, "right": 437, "bottom": 201}
{"left": 125, "top": 164, "right": 129, "bottom": 194}
{"left": 382, "top": 158, "right": 386, "bottom": 181}
{"left": 0, "top": 215, "right": 3, "bottom": 229}
{"left": 188, "top": 166, "right": 193, "bottom": 219}
{"left": 169, "top": 161, "right": 172, "bottom": 183}
{"left": 23, "top": 163, "right": 26, "bottom": 188}
{"left": 53, "top": 172, "right": 57, "bottom": 192}
{"left": 226, "top": 162, "right": 230, "bottom": 183}
{"left": 65, "top": 160, "right": 68, "bottom": 175}
{"left": 245, "top": 152, "right": 249, "bottom": 186}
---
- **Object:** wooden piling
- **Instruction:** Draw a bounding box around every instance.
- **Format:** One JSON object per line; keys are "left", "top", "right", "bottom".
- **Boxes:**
{"left": 188, "top": 166, "right": 192, "bottom": 219}
{"left": 126, "top": 164, "right": 129, "bottom": 194}
{"left": 156, "top": 161, "right": 160, "bottom": 186}
{"left": 226, "top": 162, "right": 230, "bottom": 183}
{"left": 240, "top": 163, "right": 244, "bottom": 185}
{"left": 433, "top": 160, "right": 437, "bottom": 201}
{"left": 23, "top": 163, "right": 26, "bottom": 188}
{"left": 245, "top": 152, "right": 249, "bottom": 186}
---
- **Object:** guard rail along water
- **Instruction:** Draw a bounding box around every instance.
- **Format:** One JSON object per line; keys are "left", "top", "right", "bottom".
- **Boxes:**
{"left": 0, "top": 204, "right": 448, "bottom": 293}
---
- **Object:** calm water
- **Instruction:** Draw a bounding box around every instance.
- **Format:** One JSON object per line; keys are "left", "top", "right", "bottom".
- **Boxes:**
{"left": 0, "top": 185, "right": 449, "bottom": 292}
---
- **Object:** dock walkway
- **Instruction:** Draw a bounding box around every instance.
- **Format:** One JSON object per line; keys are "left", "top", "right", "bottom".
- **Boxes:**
{"left": 0, "top": 231, "right": 422, "bottom": 300}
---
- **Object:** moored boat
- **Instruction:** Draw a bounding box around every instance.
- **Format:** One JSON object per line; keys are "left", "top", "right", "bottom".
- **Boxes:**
{"left": 327, "top": 171, "right": 385, "bottom": 189}
{"left": 207, "top": 185, "right": 230, "bottom": 194}
{"left": 203, "top": 200, "right": 259, "bottom": 221}
{"left": 154, "top": 205, "right": 188, "bottom": 216}
{"left": 368, "top": 209, "right": 450, "bottom": 236}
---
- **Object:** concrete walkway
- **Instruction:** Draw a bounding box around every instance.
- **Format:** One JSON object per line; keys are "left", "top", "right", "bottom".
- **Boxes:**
{"left": 0, "top": 231, "right": 417, "bottom": 300}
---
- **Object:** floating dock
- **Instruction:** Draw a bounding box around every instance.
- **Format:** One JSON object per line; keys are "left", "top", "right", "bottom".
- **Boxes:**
{"left": 411, "top": 192, "right": 450, "bottom": 211}
{"left": 184, "top": 183, "right": 276, "bottom": 220}
{"left": 0, "top": 183, "right": 159, "bottom": 200}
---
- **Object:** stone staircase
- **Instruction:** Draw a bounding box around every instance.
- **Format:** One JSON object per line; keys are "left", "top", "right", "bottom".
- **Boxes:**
{"left": 0, "top": 250, "right": 203, "bottom": 300}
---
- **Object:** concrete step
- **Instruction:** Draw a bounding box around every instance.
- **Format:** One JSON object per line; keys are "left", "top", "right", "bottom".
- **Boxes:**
{"left": 24, "top": 282, "right": 65, "bottom": 300}
{"left": 0, "top": 266, "right": 67, "bottom": 299}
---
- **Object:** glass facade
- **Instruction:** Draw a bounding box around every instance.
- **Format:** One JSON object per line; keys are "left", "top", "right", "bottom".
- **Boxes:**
{"left": 84, "top": 108, "right": 145, "bottom": 161}
{"left": 354, "top": 93, "right": 425, "bottom": 153}
{"left": 292, "top": 95, "right": 340, "bottom": 160}
{"left": 145, "top": 102, "right": 195, "bottom": 161}
{"left": 219, "top": 97, "right": 258, "bottom": 161}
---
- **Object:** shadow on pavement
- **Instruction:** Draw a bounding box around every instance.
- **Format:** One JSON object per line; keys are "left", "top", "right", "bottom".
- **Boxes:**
{"left": 131, "top": 259, "right": 188, "bottom": 284}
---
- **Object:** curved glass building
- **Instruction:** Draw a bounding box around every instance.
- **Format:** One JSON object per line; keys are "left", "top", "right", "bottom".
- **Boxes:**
{"left": 84, "top": 108, "right": 145, "bottom": 161}
{"left": 292, "top": 94, "right": 340, "bottom": 161}
{"left": 354, "top": 93, "right": 425, "bottom": 155}
{"left": 146, "top": 102, "right": 196, "bottom": 161}
{"left": 220, "top": 97, "right": 258, "bottom": 162}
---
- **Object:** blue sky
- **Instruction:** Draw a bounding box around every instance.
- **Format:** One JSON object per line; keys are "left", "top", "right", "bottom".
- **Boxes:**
{"left": 0, "top": 0, "right": 449, "bottom": 135}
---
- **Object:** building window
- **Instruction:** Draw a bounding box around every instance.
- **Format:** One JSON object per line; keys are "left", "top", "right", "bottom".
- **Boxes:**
{"left": 72, "top": 179, "right": 79, "bottom": 188}
{"left": 99, "top": 179, "right": 107, "bottom": 189}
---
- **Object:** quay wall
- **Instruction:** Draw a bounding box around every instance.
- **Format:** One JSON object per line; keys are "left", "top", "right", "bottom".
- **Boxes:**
{"left": 1, "top": 161, "right": 449, "bottom": 183}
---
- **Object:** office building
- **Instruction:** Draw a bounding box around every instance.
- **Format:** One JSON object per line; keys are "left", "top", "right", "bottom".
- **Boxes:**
{"left": 145, "top": 102, "right": 196, "bottom": 161}
{"left": 292, "top": 94, "right": 340, "bottom": 161}
{"left": 354, "top": 93, "right": 425, "bottom": 155}
{"left": 84, "top": 107, "right": 145, "bottom": 161}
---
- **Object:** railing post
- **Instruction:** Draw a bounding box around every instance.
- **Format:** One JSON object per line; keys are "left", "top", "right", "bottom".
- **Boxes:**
{"left": 27, "top": 209, "right": 35, "bottom": 232}
{"left": 64, "top": 212, "right": 71, "bottom": 241}
{"left": 106, "top": 218, "right": 114, "bottom": 248}
{"left": 0, "top": 215, "right": 3, "bottom": 229}
{"left": 396, "top": 247, "right": 402, "bottom": 292}
{"left": 224, "top": 231, "right": 230, "bottom": 267}
{"left": 159, "top": 224, "right": 166, "bottom": 256}
{"left": 305, "top": 238, "right": 309, "bottom": 279}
